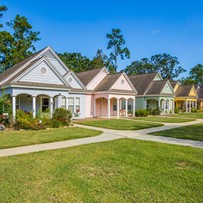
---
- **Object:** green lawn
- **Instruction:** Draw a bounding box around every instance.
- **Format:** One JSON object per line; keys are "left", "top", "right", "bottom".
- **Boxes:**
{"left": 0, "top": 127, "right": 102, "bottom": 149}
{"left": 171, "top": 112, "right": 203, "bottom": 119}
{"left": 132, "top": 116, "right": 195, "bottom": 123}
{"left": 151, "top": 123, "right": 203, "bottom": 141}
{"left": 75, "top": 119, "right": 163, "bottom": 130}
{"left": 0, "top": 139, "right": 202, "bottom": 202}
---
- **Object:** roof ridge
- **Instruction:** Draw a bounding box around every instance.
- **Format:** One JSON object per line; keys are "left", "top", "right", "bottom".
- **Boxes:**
{"left": 76, "top": 67, "right": 104, "bottom": 74}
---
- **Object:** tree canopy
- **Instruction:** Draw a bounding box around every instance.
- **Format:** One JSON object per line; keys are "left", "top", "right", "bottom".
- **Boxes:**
{"left": 125, "top": 53, "right": 186, "bottom": 80}
{"left": 0, "top": 7, "right": 40, "bottom": 72}
{"left": 58, "top": 52, "right": 93, "bottom": 73}
{"left": 106, "top": 28, "right": 130, "bottom": 73}
{"left": 0, "top": 5, "right": 7, "bottom": 28}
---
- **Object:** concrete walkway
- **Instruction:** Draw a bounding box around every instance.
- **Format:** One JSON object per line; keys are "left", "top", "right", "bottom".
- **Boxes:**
{"left": 0, "top": 119, "right": 203, "bottom": 157}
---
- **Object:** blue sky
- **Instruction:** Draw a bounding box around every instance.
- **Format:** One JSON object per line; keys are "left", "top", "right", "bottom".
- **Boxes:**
{"left": 1, "top": 0, "right": 203, "bottom": 78}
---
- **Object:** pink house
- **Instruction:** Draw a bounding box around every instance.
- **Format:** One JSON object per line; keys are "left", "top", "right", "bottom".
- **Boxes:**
{"left": 77, "top": 67, "right": 137, "bottom": 118}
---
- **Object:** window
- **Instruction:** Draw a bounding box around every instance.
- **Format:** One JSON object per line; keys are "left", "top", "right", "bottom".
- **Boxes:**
{"left": 76, "top": 97, "right": 80, "bottom": 112}
{"left": 68, "top": 97, "right": 74, "bottom": 113}
{"left": 16, "top": 96, "right": 20, "bottom": 110}
{"left": 146, "top": 100, "right": 149, "bottom": 108}
{"left": 165, "top": 100, "right": 168, "bottom": 110}
{"left": 61, "top": 97, "right": 66, "bottom": 109}
{"left": 41, "top": 67, "right": 47, "bottom": 75}
{"left": 41, "top": 98, "right": 49, "bottom": 112}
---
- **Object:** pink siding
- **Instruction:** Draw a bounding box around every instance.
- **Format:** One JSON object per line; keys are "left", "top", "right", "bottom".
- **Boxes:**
{"left": 96, "top": 98, "right": 107, "bottom": 117}
{"left": 85, "top": 95, "right": 93, "bottom": 117}
{"left": 111, "top": 74, "right": 133, "bottom": 91}
{"left": 87, "top": 69, "right": 108, "bottom": 90}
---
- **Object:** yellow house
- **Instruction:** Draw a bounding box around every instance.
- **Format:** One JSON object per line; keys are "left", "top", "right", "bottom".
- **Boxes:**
{"left": 171, "top": 81, "right": 198, "bottom": 112}
{"left": 196, "top": 85, "right": 203, "bottom": 111}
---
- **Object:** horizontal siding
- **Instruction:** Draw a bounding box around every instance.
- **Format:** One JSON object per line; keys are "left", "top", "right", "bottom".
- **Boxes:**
{"left": 47, "top": 58, "right": 67, "bottom": 76}
{"left": 87, "top": 69, "right": 107, "bottom": 90}
{"left": 65, "top": 73, "right": 83, "bottom": 89}
{"left": 19, "top": 61, "right": 64, "bottom": 85}
{"left": 111, "top": 75, "right": 133, "bottom": 91}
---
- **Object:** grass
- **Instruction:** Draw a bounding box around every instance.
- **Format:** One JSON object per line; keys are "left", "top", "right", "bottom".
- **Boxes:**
{"left": 151, "top": 123, "right": 203, "bottom": 141}
{"left": 0, "top": 127, "right": 102, "bottom": 149}
{"left": 75, "top": 119, "right": 163, "bottom": 130}
{"left": 0, "top": 139, "right": 202, "bottom": 202}
{"left": 170, "top": 112, "right": 203, "bottom": 119}
{"left": 132, "top": 116, "right": 195, "bottom": 123}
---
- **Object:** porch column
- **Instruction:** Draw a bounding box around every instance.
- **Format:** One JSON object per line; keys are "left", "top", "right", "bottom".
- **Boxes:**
{"left": 158, "top": 99, "right": 161, "bottom": 110}
{"left": 163, "top": 100, "right": 166, "bottom": 114}
{"left": 192, "top": 101, "right": 194, "bottom": 108}
{"left": 107, "top": 98, "right": 110, "bottom": 118}
{"left": 185, "top": 100, "right": 188, "bottom": 113}
{"left": 50, "top": 97, "right": 53, "bottom": 118}
{"left": 195, "top": 101, "right": 197, "bottom": 109}
{"left": 116, "top": 98, "right": 120, "bottom": 118}
{"left": 189, "top": 100, "right": 191, "bottom": 112}
{"left": 32, "top": 96, "right": 36, "bottom": 119}
{"left": 66, "top": 97, "right": 69, "bottom": 110}
{"left": 12, "top": 95, "right": 16, "bottom": 123}
{"left": 125, "top": 99, "right": 128, "bottom": 117}
{"left": 132, "top": 99, "right": 135, "bottom": 117}
{"left": 93, "top": 98, "right": 96, "bottom": 117}
{"left": 172, "top": 100, "right": 175, "bottom": 114}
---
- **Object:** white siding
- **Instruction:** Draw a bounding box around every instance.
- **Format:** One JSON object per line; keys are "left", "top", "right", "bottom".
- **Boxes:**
{"left": 19, "top": 61, "right": 65, "bottom": 85}
{"left": 161, "top": 83, "right": 174, "bottom": 94}
{"left": 65, "top": 73, "right": 83, "bottom": 89}
{"left": 153, "top": 74, "right": 162, "bottom": 81}
{"left": 68, "top": 93, "right": 86, "bottom": 119}
{"left": 42, "top": 49, "right": 68, "bottom": 75}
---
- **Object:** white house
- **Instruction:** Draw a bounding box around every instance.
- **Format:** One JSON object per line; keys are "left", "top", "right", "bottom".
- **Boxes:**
{"left": 0, "top": 46, "right": 137, "bottom": 122}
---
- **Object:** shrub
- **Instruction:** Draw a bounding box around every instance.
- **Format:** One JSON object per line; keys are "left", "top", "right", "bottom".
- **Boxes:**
{"left": 135, "top": 110, "right": 149, "bottom": 117}
{"left": 15, "top": 110, "right": 45, "bottom": 130}
{"left": 191, "top": 108, "right": 201, "bottom": 113}
{"left": 147, "top": 108, "right": 161, "bottom": 115}
{"left": 174, "top": 107, "right": 179, "bottom": 114}
{"left": 53, "top": 108, "right": 72, "bottom": 126}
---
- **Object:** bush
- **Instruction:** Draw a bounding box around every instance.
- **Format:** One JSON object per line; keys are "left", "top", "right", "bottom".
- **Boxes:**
{"left": 147, "top": 108, "right": 161, "bottom": 115}
{"left": 191, "top": 108, "right": 201, "bottom": 113}
{"left": 174, "top": 107, "right": 179, "bottom": 114}
{"left": 135, "top": 110, "right": 149, "bottom": 117}
{"left": 15, "top": 110, "right": 45, "bottom": 130}
{"left": 53, "top": 108, "right": 72, "bottom": 126}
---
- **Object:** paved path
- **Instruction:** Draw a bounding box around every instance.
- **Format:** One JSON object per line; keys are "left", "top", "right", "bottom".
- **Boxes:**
{"left": 0, "top": 119, "right": 202, "bottom": 157}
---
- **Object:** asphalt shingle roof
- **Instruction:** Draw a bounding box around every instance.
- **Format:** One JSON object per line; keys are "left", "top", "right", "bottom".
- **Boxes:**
{"left": 76, "top": 67, "right": 104, "bottom": 86}
{"left": 129, "top": 72, "right": 158, "bottom": 95}
{"left": 146, "top": 80, "right": 168, "bottom": 95}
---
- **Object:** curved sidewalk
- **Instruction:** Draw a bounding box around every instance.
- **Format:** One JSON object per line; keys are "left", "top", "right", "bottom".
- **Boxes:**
{"left": 0, "top": 119, "right": 203, "bottom": 157}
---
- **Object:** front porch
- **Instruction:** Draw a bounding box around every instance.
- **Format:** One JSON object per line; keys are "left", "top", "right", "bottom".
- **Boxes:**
{"left": 175, "top": 99, "right": 198, "bottom": 113}
{"left": 145, "top": 97, "right": 174, "bottom": 114}
{"left": 93, "top": 94, "right": 135, "bottom": 118}
{"left": 6, "top": 87, "right": 83, "bottom": 122}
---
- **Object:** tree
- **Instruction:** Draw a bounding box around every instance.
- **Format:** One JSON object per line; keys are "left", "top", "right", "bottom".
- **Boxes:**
{"left": 91, "top": 49, "right": 108, "bottom": 69}
{"left": 180, "top": 77, "right": 196, "bottom": 85}
{"left": 106, "top": 28, "right": 130, "bottom": 73}
{"left": 125, "top": 53, "right": 186, "bottom": 80}
{"left": 125, "top": 58, "right": 155, "bottom": 75}
{"left": 0, "top": 14, "right": 40, "bottom": 72}
{"left": 0, "top": 5, "right": 7, "bottom": 28}
{"left": 58, "top": 52, "right": 93, "bottom": 73}
{"left": 189, "top": 64, "right": 203, "bottom": 84}
{"left": 150, "top": 53, "right": 186, "bottom": 80}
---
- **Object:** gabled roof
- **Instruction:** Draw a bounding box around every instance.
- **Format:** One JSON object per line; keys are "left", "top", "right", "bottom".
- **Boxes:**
{"left": 196, "top": 85, "right": 203, "bottom": 99}
{"left": 0, "top": 48, "right": 47, "bottom": 84}
{"left": 129, "top": 72, "right": 158, "bottom": 95}
{"left": 170, "top": 81, "right": 179, "bottom": 89}
{"left": 76, "top": 67, "right": 104, "bottom": 86}
{"left": 146, "top": 80, "right": 169, "bottom": 95}
{"left": 94, "top": 72, "right": 123, "bottom": 91}
{"left": 175, "top": 85, "right": 196, "bottom": 97}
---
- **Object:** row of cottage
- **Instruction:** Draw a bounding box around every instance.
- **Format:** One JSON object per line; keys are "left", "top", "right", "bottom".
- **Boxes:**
{"left": 0, "top": 46, "right": 202, "bottom": 121}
